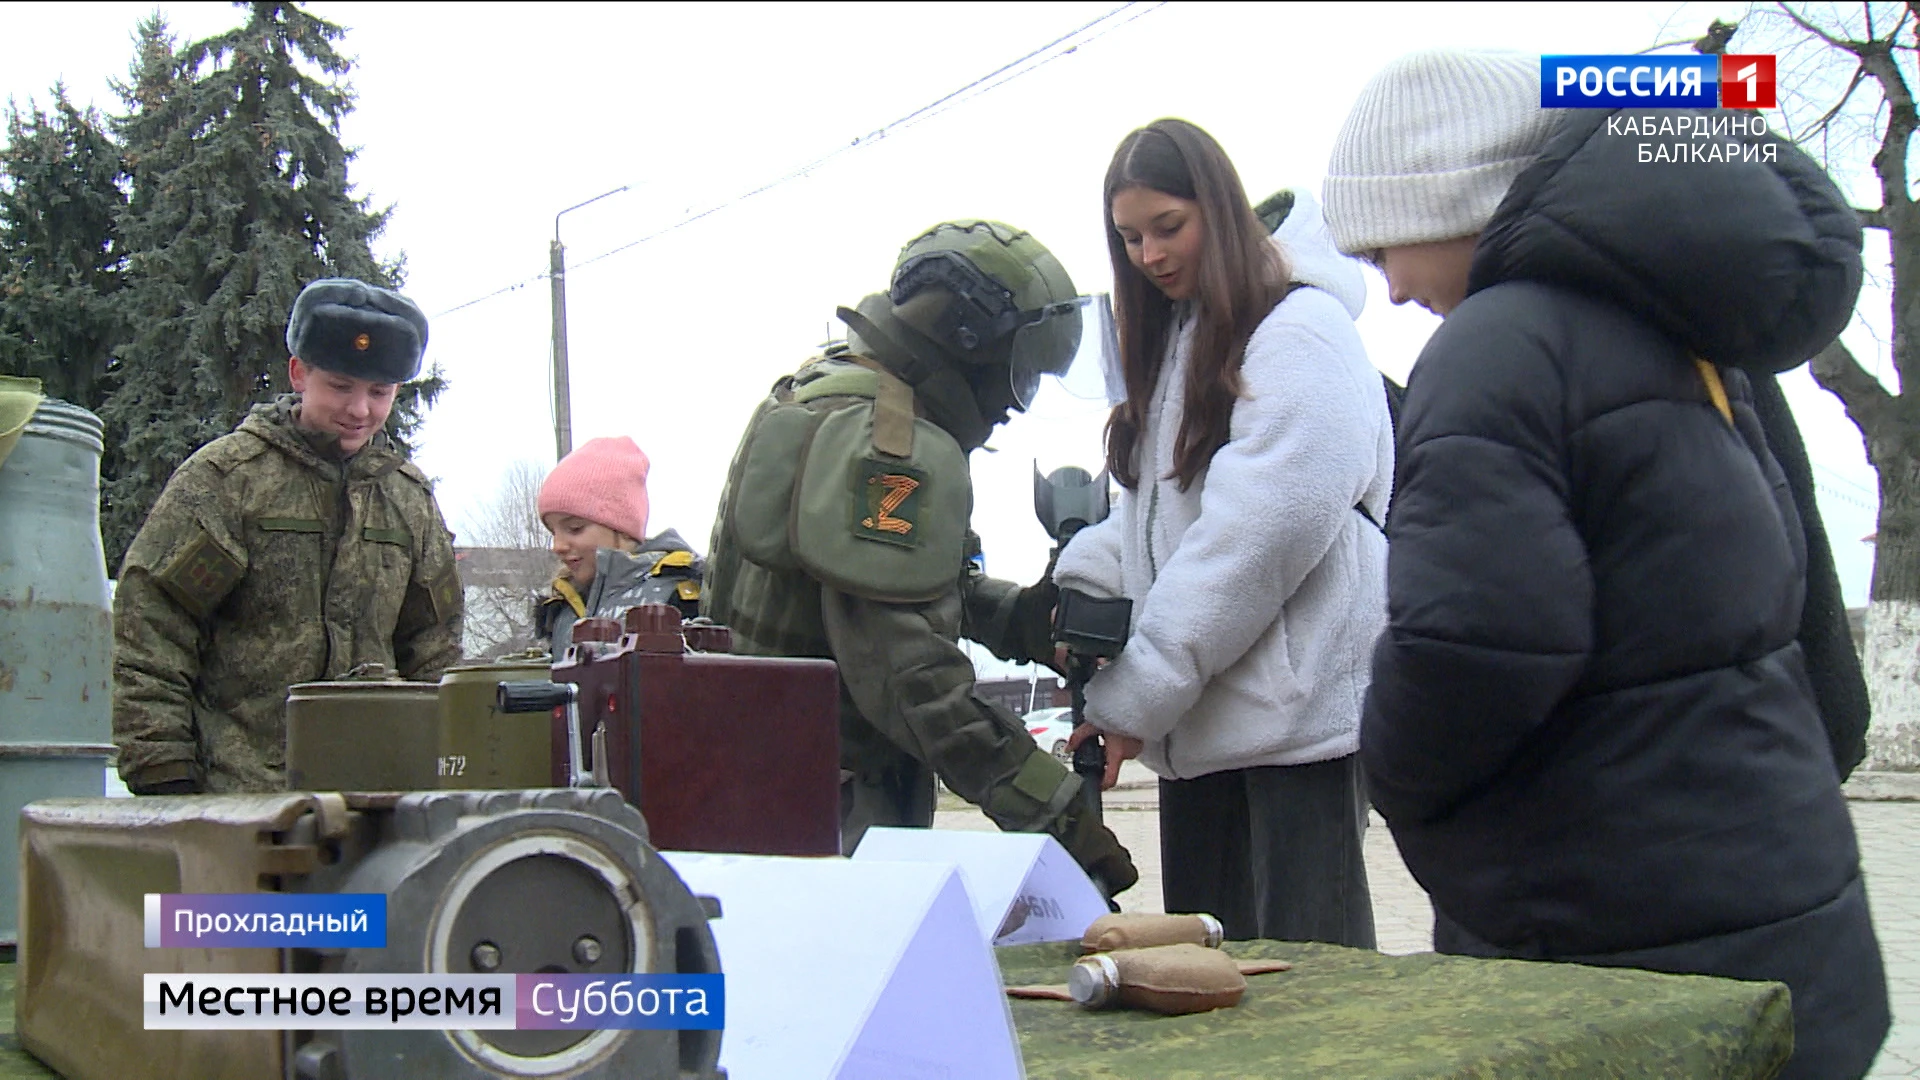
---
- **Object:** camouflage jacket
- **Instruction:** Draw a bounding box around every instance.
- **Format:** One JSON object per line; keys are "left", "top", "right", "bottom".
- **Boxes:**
{"left": 535, "top": 529, "right": 707, "bottom": 655}
{"left": 112, "top": 396, "right": 464, "bottom": 793}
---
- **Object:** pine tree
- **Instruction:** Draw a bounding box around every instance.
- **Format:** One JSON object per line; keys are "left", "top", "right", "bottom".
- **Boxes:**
{"left": 101, "top": 2, "right": 445, "bottom": 566}
{"left": 0, "top": 84, "right": 128, "bottom": 413}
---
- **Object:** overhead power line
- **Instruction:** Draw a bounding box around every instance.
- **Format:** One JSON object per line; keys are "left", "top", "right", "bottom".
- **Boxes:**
{"left": 1814, "top": 462, "right": 1873, "bottom": 495}
{"left": 1815, "top": 482, "right": 1876, "bottom": 513}
{"left": 435, "top": 275, "right": 543, "bottom": 319}
{"left": 1812, "top": 462, "right": 1878, "bottom": 512}
{"left": 432, "top": 1, "right": 1165, "bottom": 319}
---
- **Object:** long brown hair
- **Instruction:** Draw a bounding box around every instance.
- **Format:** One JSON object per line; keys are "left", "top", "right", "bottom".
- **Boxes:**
{"left": 1103, "top": 119, "right": 1289, "bottom": 491}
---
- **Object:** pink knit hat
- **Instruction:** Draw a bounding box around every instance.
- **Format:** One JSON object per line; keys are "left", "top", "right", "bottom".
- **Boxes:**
{"left": 538, "top": 436, "right": 651, "bottom": 540}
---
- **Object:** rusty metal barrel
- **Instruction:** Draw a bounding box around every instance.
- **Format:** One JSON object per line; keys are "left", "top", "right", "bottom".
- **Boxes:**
{"left": 0, "top": 391, "right": 114, "bottom": 947}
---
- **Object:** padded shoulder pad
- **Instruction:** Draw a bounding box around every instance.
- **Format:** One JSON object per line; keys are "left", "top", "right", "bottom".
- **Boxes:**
{"left": 192, "top": 430, "right": 274, "bottom": 475}
{"left": 729, "top": 401, "right": 826, "bottom": 570}
{"left": 396, "top": 462, "right": 433, "bottom": 488}
{"left": 792, "top": 402, "right": 970, "bottom": 603}
{"left": 791, "top": 366, "right": 880, "bottom": 404}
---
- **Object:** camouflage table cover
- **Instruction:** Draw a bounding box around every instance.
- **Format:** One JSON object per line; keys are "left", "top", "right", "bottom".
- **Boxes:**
{"left": 997, "top": 940, "right": 1792, "bottom": 1080}
{"left": 0, "top": 943, "right": 1790, "bottom": 1079}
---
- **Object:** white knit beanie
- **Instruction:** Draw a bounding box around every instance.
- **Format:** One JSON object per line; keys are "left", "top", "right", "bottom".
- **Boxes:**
{"left": 1323, "top": 49, "right": 1564, "bottom": 256}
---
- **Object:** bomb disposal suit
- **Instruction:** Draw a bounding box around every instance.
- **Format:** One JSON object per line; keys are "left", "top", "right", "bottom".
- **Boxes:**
{"left": 704, "top": 221, "right": 1137, "bottom": 896}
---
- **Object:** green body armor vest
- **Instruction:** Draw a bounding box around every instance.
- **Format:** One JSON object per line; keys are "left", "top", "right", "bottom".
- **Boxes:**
{"left": 705, "top": 356, "right": 973, "bottom": 649}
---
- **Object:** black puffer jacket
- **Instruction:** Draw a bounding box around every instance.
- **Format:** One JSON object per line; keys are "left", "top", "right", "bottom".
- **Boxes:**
{"left": 1363, "top": 109, "right": 1888, "bottom": 1080}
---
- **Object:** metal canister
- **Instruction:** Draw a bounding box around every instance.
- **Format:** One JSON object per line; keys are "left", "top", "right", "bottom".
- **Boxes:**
{"left": 1069, "top": 954, "right": 1123, "bottom": 1008}
{"left": 0, "top": 394, "right": 114, "bottom": 947}
{"left": 285, "top": 665, "right": 440, "bottom": 791}
{"left": 436, "top": 653, "right": 554, "bottom": 788}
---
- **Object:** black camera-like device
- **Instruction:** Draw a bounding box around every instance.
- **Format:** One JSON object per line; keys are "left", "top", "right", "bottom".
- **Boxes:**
{"left": 1034, "top": 465, "right": 1131, "bottom": 796}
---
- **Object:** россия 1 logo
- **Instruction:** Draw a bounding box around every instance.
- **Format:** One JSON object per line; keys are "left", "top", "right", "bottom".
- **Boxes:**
{"left": 1540, "top": 55, "right": 1776, "bottom": 108}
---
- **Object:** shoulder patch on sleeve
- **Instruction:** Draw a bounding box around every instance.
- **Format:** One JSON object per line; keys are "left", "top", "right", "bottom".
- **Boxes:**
{"left": 156, "top": 529, "right": 246, "bottom": 620}
{"left": 429, "top": 563, "right": 463, "bottom": 623}
{"left": 853, "top": 457, "right": 929, "bottom": 548}
{"left": 791, "top": 404, "right": 969, "bottom": 602}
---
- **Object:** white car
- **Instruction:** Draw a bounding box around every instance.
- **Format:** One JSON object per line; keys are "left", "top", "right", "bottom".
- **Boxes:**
{"left": 1023, "top": 706, "right": 1077, "bottom": 763}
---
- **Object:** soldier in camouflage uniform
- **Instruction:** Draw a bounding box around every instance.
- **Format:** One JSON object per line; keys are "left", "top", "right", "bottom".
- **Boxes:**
{"left": 112, "top": 279, "right": 464, "bottom": 795}
{"left": 704, "top": 220, "right": 1137, "bottom": 897}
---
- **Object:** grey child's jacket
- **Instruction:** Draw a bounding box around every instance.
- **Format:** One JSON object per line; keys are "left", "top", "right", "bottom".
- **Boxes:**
{"left": 535, "top": 529, "right": 705, "bottom": 655}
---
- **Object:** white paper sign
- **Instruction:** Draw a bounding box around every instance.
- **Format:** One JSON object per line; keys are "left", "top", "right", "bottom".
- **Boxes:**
{"left": 851, "top": 827, "right": 1110, "bottom": 947}
{"left": 662, "top": 851, "right": 1023, "bottom": 1080}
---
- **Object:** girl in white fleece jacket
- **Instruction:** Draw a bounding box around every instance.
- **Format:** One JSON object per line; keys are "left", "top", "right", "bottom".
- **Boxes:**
{"left": 1056, "top": 119, "right": 1391, "bottom": 946}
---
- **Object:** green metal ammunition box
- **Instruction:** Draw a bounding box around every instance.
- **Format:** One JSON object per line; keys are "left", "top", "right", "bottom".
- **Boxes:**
{"left": 435, "top": 657, "right": 554, "bottom": 789}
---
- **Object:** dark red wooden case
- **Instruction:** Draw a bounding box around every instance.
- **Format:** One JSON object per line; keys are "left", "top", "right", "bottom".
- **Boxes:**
{"left": 549, "top": 606, "right": 842, "bottom": 856}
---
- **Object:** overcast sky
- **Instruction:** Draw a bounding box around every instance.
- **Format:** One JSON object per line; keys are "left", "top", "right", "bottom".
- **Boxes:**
{"left": 5, "top": 1, "right": 1889, "bottom": 676}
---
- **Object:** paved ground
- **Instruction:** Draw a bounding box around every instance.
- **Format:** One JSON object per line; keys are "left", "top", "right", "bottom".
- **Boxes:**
{"left": 1859, "top": 801, "right": 1920, "bottom": 1079}
{"left": 937, "top": 763, "right": 1920, "bottom": 1077}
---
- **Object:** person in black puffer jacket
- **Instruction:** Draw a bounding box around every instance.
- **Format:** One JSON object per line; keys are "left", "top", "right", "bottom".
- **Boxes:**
{"left": 1323, "top": 49, "right": 1889, "bottom": 1079}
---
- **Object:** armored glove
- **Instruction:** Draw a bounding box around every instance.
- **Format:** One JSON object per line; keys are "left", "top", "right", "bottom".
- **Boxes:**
{"left": 1009, "top": 538, "right": 1070, "bottom": 670}
{"left": 1052, "top": 796, "right": 1139, "bottom": 901}
{"left": 1011, "top": 576, "right": 1061, "bottom": 671}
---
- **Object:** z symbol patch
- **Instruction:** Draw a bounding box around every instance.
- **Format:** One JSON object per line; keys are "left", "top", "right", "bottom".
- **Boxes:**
{"left": 854, "top": 457, "right": 929, "bottom": 549}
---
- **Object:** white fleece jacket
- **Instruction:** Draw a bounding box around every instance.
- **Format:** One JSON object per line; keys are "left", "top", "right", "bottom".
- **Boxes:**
{"left": 1053, "top": 191, "right": 1392, "bottom": 779}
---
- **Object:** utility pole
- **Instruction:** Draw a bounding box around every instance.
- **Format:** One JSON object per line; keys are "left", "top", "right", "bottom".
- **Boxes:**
{"left": 550, "top": 186, "right": 629, "bottom": 462}
{"left": 549, "top": 238, "right": 572, "bottom": 461}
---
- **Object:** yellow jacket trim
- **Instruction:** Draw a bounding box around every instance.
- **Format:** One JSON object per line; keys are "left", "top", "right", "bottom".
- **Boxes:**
{"left": 1694, "top": 358, "right": 1733, "bottom": 426}
{"left": 651, "top": 549, "right": 696, "bottom": 573}
{"left": 552, "top": 575, "right": 588, "bottom": 618}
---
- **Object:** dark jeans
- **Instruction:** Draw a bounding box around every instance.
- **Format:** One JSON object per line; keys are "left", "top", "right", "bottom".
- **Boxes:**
{"left": 1159, "top": 753, "right": 1376, "bottom": 948}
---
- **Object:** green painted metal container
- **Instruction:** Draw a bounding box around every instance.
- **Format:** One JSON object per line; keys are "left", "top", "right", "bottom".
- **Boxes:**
{"left": 436, "top": 654, "right": 555, "bottom": 789}
{"left": 284, "top": 667, "right": 440, "bottom": 791}
{"left": 0, "top": 398, "right": 113, "bottom": 947}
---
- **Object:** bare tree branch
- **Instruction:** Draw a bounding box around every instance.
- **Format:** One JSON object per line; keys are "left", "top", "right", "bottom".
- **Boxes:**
{"left": 1805, "top": 62, "right": 1873, "bottom": 139}
{"left": 1760, "top": 6, "right": 1920, "bottom": 642}
{"left": 1811, "top": 338, "right": 1900, "bottom": 441}
{"left": 1859, "top": 44, "right": 1916, "bottom": 215}
{"left": 1867, "top": 0, "right": 1912, "bottom": 44}
{"left": 456, "top": 460, "right": 556, "bottom": 658}
{"left": 1780, "top": 2, "right": 1867, "bottom": 50}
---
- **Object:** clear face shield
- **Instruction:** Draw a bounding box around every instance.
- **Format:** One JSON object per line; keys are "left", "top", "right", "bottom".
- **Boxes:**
{"left": 1007, "top": 293, "right": 1121, "bottom": 412}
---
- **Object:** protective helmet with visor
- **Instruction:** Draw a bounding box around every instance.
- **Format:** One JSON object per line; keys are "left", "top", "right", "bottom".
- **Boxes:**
{"left": 889, "top": 221, "right": 1104, "bottom": 412}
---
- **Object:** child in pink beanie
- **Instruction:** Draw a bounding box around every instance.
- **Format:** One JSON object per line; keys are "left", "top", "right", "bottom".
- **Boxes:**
{"left": 534, "top": 436, "right": 704, "bottom": 655}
